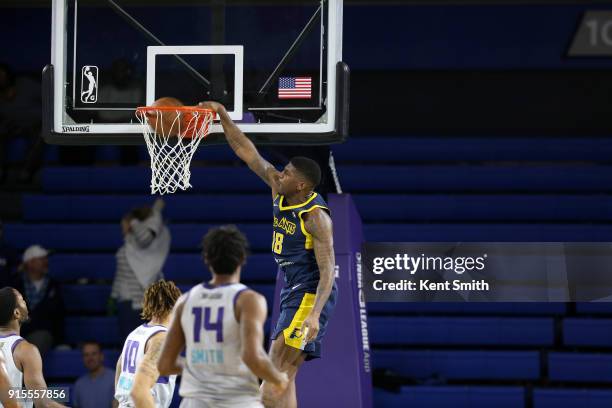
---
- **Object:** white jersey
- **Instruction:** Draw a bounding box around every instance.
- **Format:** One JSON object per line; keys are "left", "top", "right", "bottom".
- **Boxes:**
{"left": 179, "top": 282, "right": 262, "bottom": 408}
{"left": 115, "top": 324, "right": 176, "bottom": 408}
{"left": 0, "top": 333, "right": 31, "bottom": 408}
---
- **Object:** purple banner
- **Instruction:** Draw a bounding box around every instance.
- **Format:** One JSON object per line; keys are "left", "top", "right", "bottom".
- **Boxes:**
{"left": 270, "top": 194, "right": 372, "bottom": 407}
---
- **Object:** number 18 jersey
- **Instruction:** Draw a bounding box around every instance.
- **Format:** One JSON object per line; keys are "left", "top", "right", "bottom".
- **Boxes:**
{"left": 179, "top": 282, "right": 261, "bottom": 407}
{"left": 272, "top": 192, "right": 329, "bottom": 288}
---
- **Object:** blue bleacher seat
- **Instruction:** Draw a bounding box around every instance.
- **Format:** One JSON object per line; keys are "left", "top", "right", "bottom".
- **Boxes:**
{"left": 359, "top": 195, "right": 612, "bottom": 222}
{"left": 41, "top": 167, "right": 265, "bottom": 194}
{"left": 338, "top": 165, "right": 612, "bottom": 193}
{"left": 7, "top": 138, "right": 28, "bottom": 164}
{"left": 43, "top": 145, "right": 60, "bottom": 163}
{"left": 563, "top": 318, "right": 612, "bottom": 347}
{"left": 369, "top": 317, "right": 554, "bottom": 346}
{"left": 50, "top": 254, "right": 115, "bottom": 281}
{"left": 373, "top": 386, "right": 524, "bottom": 408}
{"left": 8, "top": 223, "right": 612, "bottom": 253}
{"left": 534, "top": 388, "right": 612, "bottom": 408}
{"left": 64, "top": 317, "right": 271, "bottom": 347}
{"left": 95, "top": 146, "right": 122, "bottom": 162}
{"left": 60, "top": 137, "right": 612, "bottom": 165}
{"left": 62, "top": 284, "right": 276, "bottom": 314}
{"left": 4, "top": 223, "right": 272, "bottom": 251}
{"left": 65, "top": 317, "right": 121, "bottom": 346}
{"left": 575, "top": 303, "right": 612, "bottom": 315}
{"left": 549, "top": 353, "right": 612, "bottom": 383}
{"left": 363, "top": 223, "right": 612, "bottom": 242}
{"left": 332, "top": 137, "right": 612, "bottom": 163}
{"left": 22, "top": 194, "right": 271, "bottom": 222}
{"left": 44, "top": 350, "right": 120, "bottom": 379}
{"left": 23, "top": 194, "right": 612, "bottom": 222}
{"left": 63, "top": 285, "right": 111, "bottom": 313}
{"left": 42, "top": 165, "right": 612, "bottom": 194}
{"left": 373, "top": 350, "right": 539, "bottom": 380}
{"left": 50, "top": 253, "right": 277, "bottom": 282}
{"left": 367, "top": 302, "right": 566, "bottom": 316}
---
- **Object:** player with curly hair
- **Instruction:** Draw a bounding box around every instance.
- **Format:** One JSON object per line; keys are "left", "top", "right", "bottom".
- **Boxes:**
{"left": 114, "top": 280, "right": 181, "bottom": 408}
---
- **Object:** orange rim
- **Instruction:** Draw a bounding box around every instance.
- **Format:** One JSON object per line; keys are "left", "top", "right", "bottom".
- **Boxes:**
{"left": 136, "top": 106, "right": 214, "bottom": 115}
{"left": 136, "top": 106, "right": 214, "bottom": 139}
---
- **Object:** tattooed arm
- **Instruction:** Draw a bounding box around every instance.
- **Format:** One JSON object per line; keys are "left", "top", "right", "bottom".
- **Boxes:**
{"left": 130, "top": 333, "right": 166, "bottom": 408}
{"left": 301, "top": 208, "right": 335, "bottom": 342}
{"left": 157, "top": 298, "right": 186, "bottom": 376}
{"left": 198, "top": 101, "right": 280, "bottom": 197}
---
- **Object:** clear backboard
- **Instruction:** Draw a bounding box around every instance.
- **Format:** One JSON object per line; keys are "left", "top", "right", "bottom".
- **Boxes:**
{"left": 44, "top": 0, "right": 348, "bottom": 145}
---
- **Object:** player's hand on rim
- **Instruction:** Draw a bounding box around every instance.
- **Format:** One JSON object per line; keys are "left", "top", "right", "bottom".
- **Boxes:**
{"left": 197, "top": 101, "right": 224, "bottom": 113}
{"left": 302, "top": 312, "right": 320, "bottom": 343}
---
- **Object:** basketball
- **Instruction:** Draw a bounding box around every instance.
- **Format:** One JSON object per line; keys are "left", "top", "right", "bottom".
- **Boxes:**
{"left": 145, "top": 97, "right": 184, "bottom": 137}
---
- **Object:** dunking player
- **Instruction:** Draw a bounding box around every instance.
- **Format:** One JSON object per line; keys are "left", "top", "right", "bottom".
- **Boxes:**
{"left": 0, "top": 287, "right": 66, "bottom": 408}
{"left": 157, "top": 225, "right": 288, "bottom": 407}
{"left": 199, "top": 102, "right": 337, "bottom": 408}
{"left": 114, "top": 280, "right": 181, "bottom": 408}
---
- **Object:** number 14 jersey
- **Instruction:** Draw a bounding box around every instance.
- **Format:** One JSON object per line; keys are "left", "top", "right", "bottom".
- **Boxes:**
{"left": 179, "top": 282, "right": 260, "bottom": 406}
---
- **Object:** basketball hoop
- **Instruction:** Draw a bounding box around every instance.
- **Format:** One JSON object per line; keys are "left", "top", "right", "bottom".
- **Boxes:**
{"left": 135, "top": 106, "right": 214, "bottom": 195}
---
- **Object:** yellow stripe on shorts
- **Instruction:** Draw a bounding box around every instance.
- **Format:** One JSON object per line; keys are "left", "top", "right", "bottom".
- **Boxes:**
{"left": 282, "top": 293, "right": 316, "bottom": 350}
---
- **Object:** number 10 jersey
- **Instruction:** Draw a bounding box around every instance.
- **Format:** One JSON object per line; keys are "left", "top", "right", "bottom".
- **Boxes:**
{"left": 115, "top": 324, "right": 176, "bottom": 407}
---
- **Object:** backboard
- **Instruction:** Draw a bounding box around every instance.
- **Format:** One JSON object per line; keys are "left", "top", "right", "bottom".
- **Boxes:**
{"left": 44, "top": 0, "right": 348, "bottom": 145}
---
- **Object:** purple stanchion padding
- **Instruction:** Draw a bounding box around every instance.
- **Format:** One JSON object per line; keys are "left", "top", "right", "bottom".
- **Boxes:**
{"left": 270, "top": 193, "right": 373, "bottom": 407}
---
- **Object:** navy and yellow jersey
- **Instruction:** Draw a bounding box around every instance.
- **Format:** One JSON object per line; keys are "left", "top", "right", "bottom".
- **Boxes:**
{"left": 272, "top": 192, "right": 330, "bottom": 288}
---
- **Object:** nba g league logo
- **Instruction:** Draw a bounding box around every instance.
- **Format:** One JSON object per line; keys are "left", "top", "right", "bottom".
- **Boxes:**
{"left": 81, "top": 65, "right": 98, "bottom": 104}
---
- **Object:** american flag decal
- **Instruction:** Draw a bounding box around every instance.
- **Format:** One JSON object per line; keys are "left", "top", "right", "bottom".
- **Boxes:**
{"left": 278, "top": 77, "right": 312, "bottom": 99}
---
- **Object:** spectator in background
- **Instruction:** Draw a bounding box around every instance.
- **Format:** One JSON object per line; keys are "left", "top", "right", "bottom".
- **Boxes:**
{"left": 73, "top": 341, "right": 117, "bottom": 408}
{"left": 11, "top": 245, "right": 64, "bottom": 356}
{"left": 0, "top": 63, "right": 43, "bottom": 183}
{"left": 0, "top": 220, "right": 18, "bottom": 287}
{"left": 110, "top": 199, "right": 170, "bottom": 340}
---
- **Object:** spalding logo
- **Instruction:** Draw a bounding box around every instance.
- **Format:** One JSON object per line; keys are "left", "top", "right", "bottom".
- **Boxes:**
{"left": 62, "top": 125, "right": 90, "bottom": 133}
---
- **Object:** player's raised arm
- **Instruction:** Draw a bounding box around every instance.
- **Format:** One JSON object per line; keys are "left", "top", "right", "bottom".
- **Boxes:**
{"left": 302, "top": 208, "right": 335, "bottom": 343}
{"left": 131, "top": 333, "right": 166, "bottom": 408}
{"left": 198, "top": 101, "right": 281, "bottom": 195}
{"left": 236, "top": 290, "right": 288, "bottom": 395}
{"left": 157, "top": 298, "right": 186, "bottom": 376}
{"left": 15, "top": 342, "right": 67, "bottom": 408}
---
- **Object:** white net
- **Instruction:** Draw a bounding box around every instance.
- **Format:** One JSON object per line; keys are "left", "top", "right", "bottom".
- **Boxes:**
{"left": 135, "top": 107, "right": 213, "bottom": 195}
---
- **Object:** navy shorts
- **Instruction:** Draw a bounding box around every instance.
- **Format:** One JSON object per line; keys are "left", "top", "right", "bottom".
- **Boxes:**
{"left": 271, "top": 283, "right": 338, "bottom": 360}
